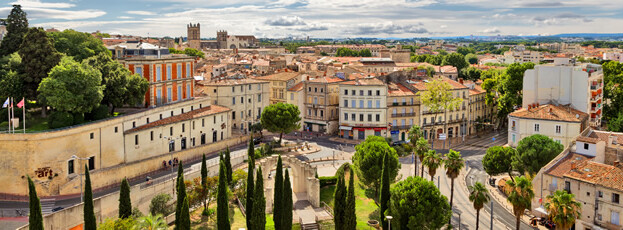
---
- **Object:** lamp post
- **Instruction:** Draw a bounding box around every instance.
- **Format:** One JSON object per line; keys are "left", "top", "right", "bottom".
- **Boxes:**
{"left": 162, "top": 136, "right": 178, "bottom": 194}
{"left": 386, "top": 215, "right": 393, "bottom": 230}
{"left": 69, "top": 155, "right": 89, "bottom": 203}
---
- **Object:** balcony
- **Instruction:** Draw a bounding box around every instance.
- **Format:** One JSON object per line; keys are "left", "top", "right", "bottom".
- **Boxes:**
{"left": 391, "top": 112, "right": 415, "bottom": 118}
{"left": 422, "top": 121, "right": 444, "bottom": 127}
{"left": 389, "top": 102, "right": 417, "bottom": 107}
{"left": 422, "top": 110, "right": 442, "bottom": 115}
{"left": 390, "top": 125, "right": 412, "bottom": 131}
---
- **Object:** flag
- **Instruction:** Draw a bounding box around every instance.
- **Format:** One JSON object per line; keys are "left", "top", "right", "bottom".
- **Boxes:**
{"left": 2, "top": 98, "right": 8, "bottom": 108}
{"left": 16, "top": 99, "right": 24, "bottom": 108}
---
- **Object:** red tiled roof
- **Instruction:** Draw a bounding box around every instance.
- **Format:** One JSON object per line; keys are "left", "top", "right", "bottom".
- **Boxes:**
{"left": 308, "top": 77, "right": 344, "bottom": 84}
{"left": 546, "top": 153, "right": 592, "bottom": 178}
{"left": 388, "top": 82, "right": 415, "bottom": 96}
{"left": 588, "top": 131, "right": 623, "bottom": 145}
{"left": 255, "top": 72, "right": 300, "bottom": 81}
{"left": 509, "top": 104, "right": 588, "bottom": 122}
{"left": 288, "top": 82, "right": 304, "bottom": 91}
{"left": 339, "top": 77, "right": 384, "bottom": 86}
{"left": 125, "top": 105, "right": 231, "bottom": 134}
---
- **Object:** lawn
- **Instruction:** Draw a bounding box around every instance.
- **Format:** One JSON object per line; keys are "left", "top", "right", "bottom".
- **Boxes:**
{"left": 190, "top": 203, "right": 302, "bottom": 230}
{"left": 319, "top": 174, "right": 380, "bottom": 229}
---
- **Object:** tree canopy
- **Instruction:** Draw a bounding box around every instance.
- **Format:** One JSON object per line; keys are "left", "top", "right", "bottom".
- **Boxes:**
{"left": 0, "top": 5, "right": 28, "bottom": 56}
{"left": 261, "top": 103, "right": 301, "bottom": 143}
{"left": 483, "top": 146, "right": 515, "bottom": 179}
{"left": 0, "top": 52, "right": 24, "bottom": 99}
{"left": 48, "top": 29, "right": 110, "bottom": 62}
{"left": 19, "top": 27, "right": 61, "bottom": 99}
{"left": 512, "top": 134, "right": 563, "bottom": 176}
{"left": 352, "top": 135, "right": 401, "bottom": 194}
{"left": 388, "top": 176, "right": 451, "bottom": 230}
{"left": 442, "top": 52, "right": 469, "bottom": 72}
{"left": 481, "top": 62, "right": 534, "bottom": 127}
{"left": 38, "top": 56, "right": 104, "bottom": 114}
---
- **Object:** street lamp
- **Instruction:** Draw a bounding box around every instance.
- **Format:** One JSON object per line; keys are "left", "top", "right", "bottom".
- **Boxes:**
{"left": 386, "top": 215, "right": 393, "bottom": 230}
{"left": 162, "top": 136, "right": 179, "bottom": 194}
{"left": 69, "top": 155, "right": 89, "bottom": 203}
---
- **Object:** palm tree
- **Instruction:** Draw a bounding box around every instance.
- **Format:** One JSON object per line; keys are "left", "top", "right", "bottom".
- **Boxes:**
{"left": 134, "top": 214, "right": 167, "bottom": 230}
{"left": 469, "top": 182, "right": 490, "bottom": 230}
{"left": 545, "top": 190, "right": 582, "bottom": 230}
{"left": 414, "top": 137, "right": 429, "bottom": 178}
{"left": 408, "top": 125, "right": 424, "bottom": 176}
{"left": 444, "top": 149, "right": 465, "bottom": 218}
{"left": 506, "top": 176, "right": 535, "bottom": 230}
{"left": 423, "top": 150, "right": 442, "bottom": 181}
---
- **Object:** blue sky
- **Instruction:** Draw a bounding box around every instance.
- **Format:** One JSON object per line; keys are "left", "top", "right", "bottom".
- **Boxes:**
{"left": 1, "top": 0, "right": 621, "bottom": 38}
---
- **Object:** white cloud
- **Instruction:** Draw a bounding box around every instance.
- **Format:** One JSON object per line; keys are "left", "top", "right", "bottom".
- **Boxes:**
{"left": 480, "top": 27, "right": 500, "bottom": 34}
{"left": 126, "top": 10, "right": 156, "bottom": 16}
{"left": 265, "top": 16, "right": 306, "bottom": 26}
{"left": 118, "top": 16, "right": 133, "bottom": 19}
{"left": 9, "top": 0, "right": 75, "bottom": 8}
{"left": 348, "top": 22, "right": 428, "bottom": 35}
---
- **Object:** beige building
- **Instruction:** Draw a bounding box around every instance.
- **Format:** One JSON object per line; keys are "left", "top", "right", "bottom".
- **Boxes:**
{"left": 195, "top": 76, "right": 270, "bottom": 132}
{"left": 462, "top": 79, "right": 495, "bottom": 135}
{"left": 533, "top": 129, "right": 623, "bottom": 230}
{"left": 255, "top": 71, "right": 301, "bottom": 104}
{"left": 0, "top": 98, "right": 241, "bottom": 197}
{"left": 303, "top": 77, "right": 344, "bottom": 134}
{"left": 338, "top": 78, "right": 389, "bottom": 140}
{"left": 508, "top": 104, "right": 589, "bottom": 147}
{"left": 387, "top": 82, "right": 419, "bottom": 142}
{"left": 287, "top": 82, "right": 306, "bottom": 131}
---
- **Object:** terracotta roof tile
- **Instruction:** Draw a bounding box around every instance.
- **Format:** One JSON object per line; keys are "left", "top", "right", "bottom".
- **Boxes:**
{"left": 125, "top": 105, "right": 231, "bottom": 134}
{"left": 288, "top": 82, "right": 304, "bottom": 91}
{"left": 308, "top": 77, "right": 344, "bottom": 84}
{"left": 255, "top": 72, "right": 300, "bottom": 81}
{"left": 388, "top": 82, "right": 415, "bottom": 96}
{"left": 509, "top": 104, "right": 589, "bottom": 122}
{"left": 546, "top": 153, "right": 592, "bottom": 178}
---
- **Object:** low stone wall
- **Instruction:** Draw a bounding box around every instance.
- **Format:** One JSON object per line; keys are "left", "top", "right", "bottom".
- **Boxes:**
{"left": 16, "top": 149, "right": 248, "bottom": 230}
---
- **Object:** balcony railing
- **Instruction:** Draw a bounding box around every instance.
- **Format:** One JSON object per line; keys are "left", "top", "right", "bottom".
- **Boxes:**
{"left": 389, "top": 102, "right": 417, "bottom": 106}
{"left": 390, "top": 125, "right": 412, "bottom": 131}
{"left": 391, "top": 113, "right": 416, "bottom": 118}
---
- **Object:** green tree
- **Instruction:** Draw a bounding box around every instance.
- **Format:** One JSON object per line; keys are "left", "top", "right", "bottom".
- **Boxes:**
{"left": 608, "top": 112, "right": 623, "bottom": 132}
{"left": 48, "top": 29, "right": 110, "bottom": 62}
{"left": 352, "top": 135, "right": 400, "bottom": 195}
{"left": 461, "top": 66, "right": 482, "bottom": 81}
{"left": 506, "top": 176, "right": 534, "bottom": 230}
{"left": 388, "top": 176, "right": 451, "bottom": 230}
{"left": 28, "top": 176, "right": 43, "bottom": 230}
{"left": 183, "top": 48, "right": 205, "bottom": 59}
{"left": 414, "top": 137, "right": 429, "bottom": 177}
{"left": 456, "top": 47, "right": 475, "bottom": 56}
{"left": 407, "top": 125, "right": 423, "bottom": 176}
{"left": 417, "top": 78, "right": 463, "bottom": 148}
{"left": 177, "top": 198, "right": 191, "bottom": 230}
{"left": 246, "top": 138, "right": 255, "bottom": 227}
{"left": 359, "top": 48, "right": 372, "bottom": 57}
{"left": 175, "top": 162, "right": 187, "bottom": 229}
{"left": 603, "top": 61, "right": 623, "bottom": 122}
{"left": 251, "top": 166, "right": 266, "bottom": 230}
{"left": 261, "top": 103, "right": 301, "bottom": 143}
{"left": 201, "top": 154, "right": 208, "bottom": 212}
{"left": 483, "top": 146, "right": 515, "bottom": 181}
{"left": 333, "top": 174, "right": 346, "bottom": 228}
{"left": 444, "top": 149, "right": 464, "bottom": 217}
{"left": 273, "top": 155, "right": 284, "bottom": 229}
{"left": 344, "top": 168, "right": 356, "bottom": 230}
{"left": 379, "top": 153, "right": 391, "bottom": 230}
{"left": 465, "top": 53, "right": 479, "bottom": 64}
{"left": 225, "top": 147, "right": 233, "bottom": 186}
{"left": 136, "top": 214, "right": 167, "bottom": 230}
{"left": 468, "top": 182, "right": 490, "bottom": 230}
{"left": 18, "top": 27, "right": 61, "bottom": 106}
{"left": 217, "top": 160, "right": 230, "bottom": 230}
{"left": 423, "top": 150, "right": 442, "bottom": 181}
{"left": 282, "top": 169, "right": 293, "bottom": 230}
{"left": 512, "top": 134, "right": 563, "bottom": 176}
{"left": 38, "top": 57, "right": 104, "bottom": 114}
{"left": 0, "top": 5, "right": 28, "bottom": 56}
{"left": 119, "top": 178, "right": 132, "bottom": 219}
{"left": 84, "top": 166, "right": 96, "bottom": 230}
{"left": 485, "top": 62, "right": 534, "bottom": 127}
{"left": 0, "top": 53, "right": 24, "bottom": 100}
{"left": 545, "top": 190, "right": 582, "bottom": 230}
{"left": 442, "top": 53, "right": 468, "bottom": 71}
{"left": 149, "top": 193, "right": 172, "bottom": 217}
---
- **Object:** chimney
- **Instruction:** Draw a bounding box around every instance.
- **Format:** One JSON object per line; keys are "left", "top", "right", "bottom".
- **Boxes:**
{"left": 571, "top": 161, "right": 577, "bottom": 170}
{"left": 615, "top": 161, "right": 620, "bottom": 167}
{"left": 459, "top": 78, "right": 464, "bottom": 84}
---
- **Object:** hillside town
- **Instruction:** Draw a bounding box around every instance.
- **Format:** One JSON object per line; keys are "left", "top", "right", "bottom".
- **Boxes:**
{"left": 2, "top": 2, "right": 623, "bottom": 230}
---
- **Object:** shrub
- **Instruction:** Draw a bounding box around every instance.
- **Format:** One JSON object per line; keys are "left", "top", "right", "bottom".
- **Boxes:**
{"left": 86, "top": 104, "right": 109, "bottom": 121}
{"left": 48, "top": 111, "right": 74, "bottom": 129}
{"left": 149, "top": 193, "right": 172, "bottom": 216}
{"left": 73, "top": 113, "right": 85, "bottom": 125}
{"left": 319, "top": 176, "right": 337, "bottom": 187}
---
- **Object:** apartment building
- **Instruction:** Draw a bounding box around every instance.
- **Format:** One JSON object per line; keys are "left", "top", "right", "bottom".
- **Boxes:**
{"left": 303, "top": 77, "right": 344, "bottom": 134}
{"left": 522, "top": 59, "right": 604, "bottom": 127}
{"left": 508, "top": 104, "right": 589, "bottom": 147}
{"left": 387, "top": 82, "right": 419, "bottom": 142}
{"left": 501, "top": 50, "right": 544, "bottom": 64}
{"left": 287, "top": 82, "right": 305, "bottom": 131}
{"left": 462, "top": 80, "right": 495, "bottom": 135}
{"left": 532, "top": 130, "right": 623, "bottom": 230}
{"left": 338, "top": 78, "right": 389, "bottom": 140}
{"left": 255, "top": 71, "right": 301, "bottom": 104}
{"left": 109, "top": 41, "right": 196, "bottom": 108}
{"left": 194, "top": 76, "right": 269, "bottom": 132}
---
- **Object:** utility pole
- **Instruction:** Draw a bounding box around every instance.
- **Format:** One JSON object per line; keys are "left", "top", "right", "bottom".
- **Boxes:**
{"left": 490, "top": 201, "right": 494, "bottom": 230}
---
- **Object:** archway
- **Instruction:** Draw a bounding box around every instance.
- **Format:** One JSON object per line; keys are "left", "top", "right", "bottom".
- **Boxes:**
{"left": 230, "top": 44, "right": 237, "bottom": 49}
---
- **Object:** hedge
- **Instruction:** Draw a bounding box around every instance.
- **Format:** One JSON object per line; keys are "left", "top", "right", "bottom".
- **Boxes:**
{"left": 319, "top": 176, "right": 337, "bottom": 187}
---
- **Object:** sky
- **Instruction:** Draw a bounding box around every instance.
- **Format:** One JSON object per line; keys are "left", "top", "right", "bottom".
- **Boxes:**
{"left": 1, "top": 0, "right": 622, "bottom": 39}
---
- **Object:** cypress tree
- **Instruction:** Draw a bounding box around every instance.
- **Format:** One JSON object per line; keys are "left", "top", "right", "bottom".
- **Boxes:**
{"left": 177, "top": 197, "right": 191, "bottom": 230}
{"left": 83, "top": 166, "right": 96, "bottom": 230}
{"left": 273, "top": 155, "right": 284, "bottom": 229}
{"left": 246, "top": 138, "right": 255, "bottom": 228}
{"left": 225, "top": 146, "right": 232, "bottom": 186}
{"left": 251, "top": 166, "right": 266, "bottom": 230}
{"left": 333, "top": 175, "right": 346, "bottom": 228}
{"left": 344, "top": 168, "right": 357, "bottom": 230}
{"left": 217, "top": 160, "right": 230, "bottom": 230}
{"left": 0, "top": 5, "right": 28, "bottom": 56}
{"left": 379, "top": 153, "right": 391, "bottom": 230}
{"left": 175, "top": 161, "right": 187, "bottom": 229}
{"left": 19, "top": 27, "right": 61, "bottom": 100}
{"left": 201, "top": 154, "right": 208, "bottom": 212}
{"left": 118, "top": 178, "right": 132, "bottom": 219}
{"left": 282, "top": 169, "right": 293, "bottom": 230}
{"left": 27, "top": 176, "right": 43, "bottom": 230}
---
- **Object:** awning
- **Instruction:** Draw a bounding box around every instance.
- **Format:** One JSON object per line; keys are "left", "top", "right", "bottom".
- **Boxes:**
{"left": 534, "top": 206, "right": 549, "bottom": 215}
{"left": 339, "top": 126, "right": 352, "bottom": 130}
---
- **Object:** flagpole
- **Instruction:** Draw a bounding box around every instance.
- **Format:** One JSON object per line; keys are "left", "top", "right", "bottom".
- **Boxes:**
{"left": 22, "top": 97, "right": 25, "bottom": 133}
{"left": 5, "top": 99, "right": 9, "bottom": 133}
{"left": 11, "top": 97, "right": 14, "bottom": 134}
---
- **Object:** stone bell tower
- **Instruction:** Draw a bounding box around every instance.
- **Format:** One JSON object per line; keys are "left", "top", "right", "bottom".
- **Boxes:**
{"left": 187, "top": 23, "right": 201, "bottom": 49}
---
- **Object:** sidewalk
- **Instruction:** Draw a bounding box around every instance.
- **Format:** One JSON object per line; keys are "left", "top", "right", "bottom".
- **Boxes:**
{"left": 486, "top": 175, "right": 547, "bottom": 230}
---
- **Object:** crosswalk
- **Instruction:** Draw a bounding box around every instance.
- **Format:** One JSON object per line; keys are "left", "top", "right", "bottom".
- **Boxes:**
{"left": 451, "top": 132, "right": 508, "bottom": 151}
{"left": 40, "top": 198, "right": 55, "bottom": 214}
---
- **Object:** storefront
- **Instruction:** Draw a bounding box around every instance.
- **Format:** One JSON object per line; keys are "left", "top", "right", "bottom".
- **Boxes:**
{"left": 339, "top": 126, "right": 353, "bottom": 139}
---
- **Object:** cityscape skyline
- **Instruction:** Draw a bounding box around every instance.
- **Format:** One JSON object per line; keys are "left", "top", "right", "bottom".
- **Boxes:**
{"left": 1, "top": 0, "right": 622, "bottom": 38}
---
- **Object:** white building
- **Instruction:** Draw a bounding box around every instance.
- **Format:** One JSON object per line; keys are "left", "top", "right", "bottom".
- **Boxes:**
{"left": 338, "top": 78, "right": 389, "bottom": 140}
{"left": 603, "top": 52, "right": 623, "bottom": 62}
{"left": 500, "top": 50, "right": 544, "bottom": 64}
{"left": 522, "top": 59, "right": 604, "bottom": 127}
{"left": 508, "top": 104, "right": 589, "bottom": 148}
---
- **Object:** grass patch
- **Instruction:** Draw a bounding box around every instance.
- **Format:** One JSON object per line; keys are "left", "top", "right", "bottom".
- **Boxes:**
{"left": 319, "top": 174, "right": 380, "bottom": 229}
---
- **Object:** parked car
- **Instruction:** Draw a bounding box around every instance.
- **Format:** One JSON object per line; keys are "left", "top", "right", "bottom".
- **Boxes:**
{"left": 253, "top": 137, "right": 262, "bottom": 145}
{"left": 51, "top": 207, "right": 64, "bottom": 212}
{"left": 392, "top": 140, "right": 406, "bottom": 146}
